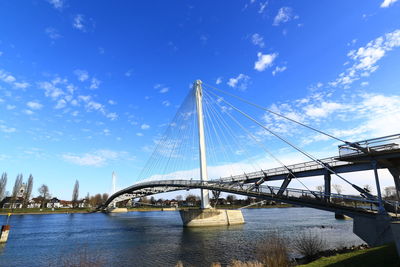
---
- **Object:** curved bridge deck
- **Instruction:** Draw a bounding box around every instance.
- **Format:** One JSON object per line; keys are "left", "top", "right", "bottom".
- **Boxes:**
{"left": 103, "top": 179, "right": 398, "bottom": 218}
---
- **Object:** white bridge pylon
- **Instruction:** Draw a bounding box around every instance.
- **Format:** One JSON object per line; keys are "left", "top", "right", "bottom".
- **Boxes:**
{"left": 194, "top": 80, "right": 211, "bottom": 209}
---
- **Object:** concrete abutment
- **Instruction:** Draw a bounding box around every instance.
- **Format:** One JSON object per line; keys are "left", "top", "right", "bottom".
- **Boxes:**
{"left": 179, "top": 208, "right": 244, "bottom": 227}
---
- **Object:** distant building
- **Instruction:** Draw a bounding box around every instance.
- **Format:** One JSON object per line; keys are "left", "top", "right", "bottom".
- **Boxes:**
{"left": 47, "top": 198, "right": 61, "bottom": 208}
{"left": 0, "top": 197, "right": 24, "bottom": 209}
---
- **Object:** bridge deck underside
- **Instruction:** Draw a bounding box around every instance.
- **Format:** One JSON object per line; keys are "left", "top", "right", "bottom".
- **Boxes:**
{"left": 104, "top": 180, "right": 395, "bottom": 219}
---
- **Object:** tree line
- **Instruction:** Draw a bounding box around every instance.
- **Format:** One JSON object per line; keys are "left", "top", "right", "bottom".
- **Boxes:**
{"left": 0, "top": 172, "right": 109, "bottom": 209}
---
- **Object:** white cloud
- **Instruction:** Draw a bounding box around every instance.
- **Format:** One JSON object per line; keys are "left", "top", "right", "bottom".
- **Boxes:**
{"left": 380, "top": 0, "right": 398, "bottom": 8}
{"left": 48, "top": 0, "right": 64, "bottom": 10}
{"left": 0, "top": 71, "right": 16, "bottom": 83}
{"left": 74, "top": 69, "right": 89, "bottom": 82}
{"left": 304, "top": 102, "right": 344, "bottom": 118}
{"left": 38, "top": 81, "right": 64, "bottom": 99}
{"left": 254, "top": 52, "right": 278, "bottom": 71}
{"left": 141, "top": 124, "right": 150, "bottom": 130}
{"left": 14, "top": 82, "right": 30, "bottom": 89}
{"left": 89, "top": 77, "right": 100, "bottom": 89}
{"left": 24, "top": 110, "right": 34, "bottom": 115}
{"left": 162, "top": 100, "right": 171, "bottom": 107}
{"left": 273, "top": 7, "right": 294, "bottom": 26}
{"left": 62, "top": 150, "right": 130, "bottom": 167}
{"left": 227, "top": 74, "right": 250, "bottom": 91}
{"left": 216, "top": 77, "right": 222, "bottom": 85}
{"left": 55, "top": 99, "right": 67, "bottom": 109}
{"left": 159, "top": 87, "right": 169, "bottom": 93}
{"left": 272, "top": 66, "right": 287, "bottom": 76}
{"left": 251, "top": 33, "right": 265, "bottom": 48}
{"left": 26, "top": 101, "right": 43, "bottom": 110}
{"left": 6, "top": 105, "right": 16, "bottom": 110}
{"left": 331, "top": 29, "right": 400, "bottom": 87}
{"left": 0, "top": 124, "right": 16, "bottom": 133}
{"left": 45, "top": 27, "right": 62, "bottom": 39}
{"left": 136, "top": 132, "right": 144, "bottom": 137}
{"left": 125, "top": 69, "right": 133, "bottom": 77}
{"left": 73, "top": 14, "right": 85, "bottom": 31}
{"left": 106, "top": 112, "right": 118, "bottom": 120}
{"left": 258, "top": 1, "right": 267, "bottom": 13}
{"left": 108, "top": 100, "right": 116, "bottom": 105}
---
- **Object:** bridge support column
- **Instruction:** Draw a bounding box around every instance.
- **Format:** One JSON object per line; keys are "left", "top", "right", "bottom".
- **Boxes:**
{"left": 277, "top": 175, "right": 292, "bottom": 196}
{"left": 372, "top": 160, "right": 386, "bottom": 214}
{"left": 324, "top": 172, "right": 331, "bottom": 202}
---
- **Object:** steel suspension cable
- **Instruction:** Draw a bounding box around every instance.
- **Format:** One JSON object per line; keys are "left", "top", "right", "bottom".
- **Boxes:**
{"left": 205, "top": 89, "right": 372, "bottom": 196}
{"left": 206, "top": 90, "right": 316, "bottom": 194}
{"left": 203, "top": 83, "right": 348, "bottom": 144}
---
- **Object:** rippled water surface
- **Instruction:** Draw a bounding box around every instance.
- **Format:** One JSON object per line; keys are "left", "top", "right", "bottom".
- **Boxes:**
{"left": 0, "top": 208, "right": 364, "bottom": 267}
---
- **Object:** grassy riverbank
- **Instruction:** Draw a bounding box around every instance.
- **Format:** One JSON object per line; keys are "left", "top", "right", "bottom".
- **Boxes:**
{"left": 0, "top": 204, "right": 294, "bottom": 215}
{"left": 300, "top": 243, "right": 399, "bottom": 267}
{"left": 0, "top": 208, "right": 94, "bottom": 215}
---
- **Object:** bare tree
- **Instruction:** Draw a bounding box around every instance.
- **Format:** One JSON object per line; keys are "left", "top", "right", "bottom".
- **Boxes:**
{"left": 332, "top": 184, "right": 343, "bottom": 194}
{"left": 102, "top": 193, "right": 109, "bottom": 204}
{"left": 85, "top": 192, "right": 90, "bottom": 208}
{"left": 211, "top": 190, "right": 221, "bottom": 207}
{"left": 384, "top": 186, "right": 397, "bottom": 200}
{"left": 11, "top": 174, "right": 23, "bottom": 207}
{"left": 227, "top": 194, "right": 237, "bottom": 205}
{"left": 38, "top": 184, "right": 50, "bottom": 208}
{"left": 0, "top": 172, "right": 7, "bottom": 201}
{"left": 72, "top": 180, "right": 79, "bottom": 208}
{"left": 23, "top": 174, "right": 33, "bottom": 208}
{"left": 363, "top": 184, "right": 373, "bottom": 194}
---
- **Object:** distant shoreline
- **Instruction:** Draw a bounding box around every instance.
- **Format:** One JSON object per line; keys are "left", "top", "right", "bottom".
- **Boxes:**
{"left": 0, "top": 204, "right": 294, "bottom": 216}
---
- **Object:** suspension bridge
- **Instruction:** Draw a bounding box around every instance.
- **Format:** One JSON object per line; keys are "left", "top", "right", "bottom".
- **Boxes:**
{"left": 102, "top": 80, "right": 400, "bottom": 249}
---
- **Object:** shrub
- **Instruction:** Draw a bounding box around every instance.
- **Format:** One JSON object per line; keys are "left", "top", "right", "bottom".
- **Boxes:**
{"left": 257, "top": 233, "right": 291, "bottom": 267}
{"left": 292, "top": 230, "right": 326, "bottom": 260}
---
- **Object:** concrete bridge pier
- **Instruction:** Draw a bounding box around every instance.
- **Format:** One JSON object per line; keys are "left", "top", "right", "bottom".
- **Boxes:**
{"left": 353, "top": 214, "right": 393, "bottom": 247}
{"left": 353, "top": 214, "right": 400, "bottom": 257}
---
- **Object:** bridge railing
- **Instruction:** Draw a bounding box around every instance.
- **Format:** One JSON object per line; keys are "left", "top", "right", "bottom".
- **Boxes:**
{"left": 215, "top": 157, "right": 353, "bottom": 183}
{"left": 338, "top": 134, "right": 400, "bottom": 157}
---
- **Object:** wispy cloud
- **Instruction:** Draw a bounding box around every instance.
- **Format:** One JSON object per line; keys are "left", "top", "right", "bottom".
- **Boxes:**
{"left": 26, "top": 101, "right": 43, "bottom": 110}
{"left": 62, "top": 149, "right": 131, "bottom": 167}
{"left": 258, "top": 1, "right": 267, "bottom": 14}
{"left": 159, "top": 87, "right": 169, "bottom": 93}
{"left": 0, "top": 124, "right": 16, "bottom": 133}
{"left": 74, "top": 69, "right": 89, "bottom": 82}
{"left": 45, "top": 27, "right": 62, "bottom": 39}
{"left": 227, "top": 74, "right": 250, "bottom": 91}
{"left": 73, "top": 14, "right": 85, "bottom": 31}
{"left": 254, "top": 52, "right": 277, "bottom": 71}
{"left": 330, "top": 29, "right": 400, "bottom": 87}
{"left": 89, "top": 77, "right": 100, "bottom": 89}
{"left": 216, "top": 77, "right": 222, "bottom": 85}
{"left": 141, "top": 124, "right": 150, "bottom": 130}
{"left": 251, "top": 33, "right": 265, "bottom": 48}
{"left": 162, "top": 100, "right": 171, "bottom": 107}
{"left": 273, "top": 7, "right": 296, "bottom": 26}
{"left": 48, "top": 0, "right": 65, "bottom": 10}
{"left": 272, "top": 66, "right": 287, "bottom": 76}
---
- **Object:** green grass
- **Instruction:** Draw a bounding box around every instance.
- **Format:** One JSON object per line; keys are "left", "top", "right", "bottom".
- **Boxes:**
{"left": 0, "top": 208, "right": 93, "bottom": 214}
{"left": 300, "top": 243, "right": 399, "bottom": 267}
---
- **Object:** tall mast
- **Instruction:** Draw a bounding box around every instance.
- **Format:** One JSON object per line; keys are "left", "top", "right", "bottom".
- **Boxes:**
{"left": 194, "top": 80, "right": 211, "bottom": 209}
{"left": 112, "top": 171, "right": 116, "bottom": 194}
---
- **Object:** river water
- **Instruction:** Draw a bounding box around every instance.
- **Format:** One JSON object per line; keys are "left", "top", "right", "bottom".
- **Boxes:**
{"left": 0, "top": 207, "right": 364, "bottom": 267}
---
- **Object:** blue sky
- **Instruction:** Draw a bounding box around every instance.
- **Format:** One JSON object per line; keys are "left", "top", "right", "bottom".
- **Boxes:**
{"left": 0, "top": 0, "right": 400, "bottom": 200}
